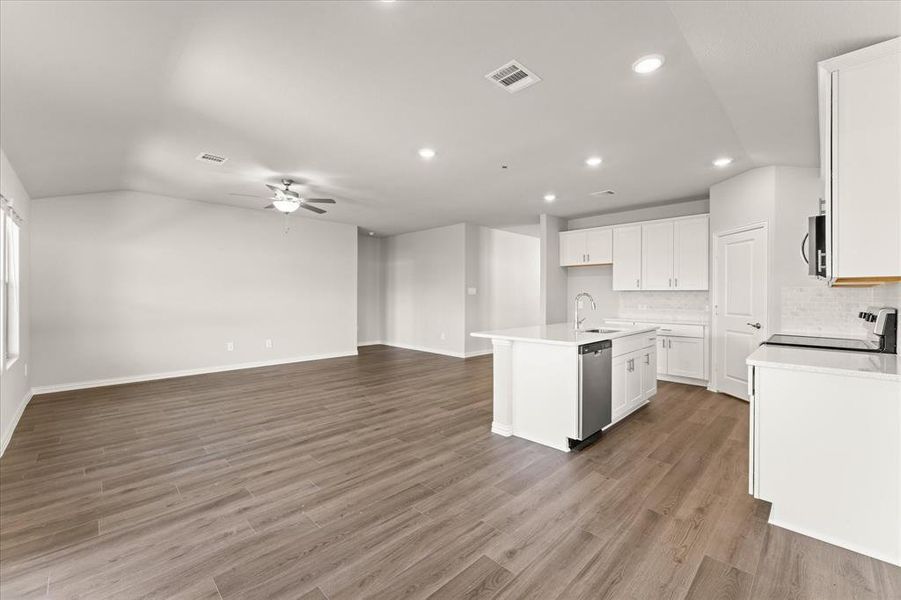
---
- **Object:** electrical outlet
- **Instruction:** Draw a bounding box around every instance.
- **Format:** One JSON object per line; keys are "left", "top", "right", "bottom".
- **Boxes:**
{"left": 265, "top": 339, "right": 273, "bottom": 349}
{"left": 226, "top": 342, "right": 234, "bottom": 351}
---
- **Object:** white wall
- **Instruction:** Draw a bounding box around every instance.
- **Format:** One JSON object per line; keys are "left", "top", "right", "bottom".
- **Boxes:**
{"left": 567, "top": 198, "right": 709, "bottom": 230}
{"left": 357, "top": 232, "right": 383, "bottom": 345}
{"left": 382, "top": 223, "right": 467, "bottom": 356}
{"left": 539, "top": 214, "right": 567, "bottom": 325}
{"left": 31, "top": 191, "right": 357, "bottom": 390}
{"left": 468, "top": 227, "right": 541, "bottom": 354}
{"left": 0, "top": 149, "right": 32, "bottom": 455}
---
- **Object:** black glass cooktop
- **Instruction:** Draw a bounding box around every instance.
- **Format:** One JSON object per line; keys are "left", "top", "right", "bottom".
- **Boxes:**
{"left": 764, "top": 334, "right": 880, "bottom": 352}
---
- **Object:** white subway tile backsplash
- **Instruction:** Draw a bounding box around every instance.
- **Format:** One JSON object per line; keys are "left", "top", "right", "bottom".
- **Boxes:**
{"left": 618, "top": 290, "right": 709, "bottom": 322}
{"left": 780, "top": 283, "right": 901, "bottom": 336}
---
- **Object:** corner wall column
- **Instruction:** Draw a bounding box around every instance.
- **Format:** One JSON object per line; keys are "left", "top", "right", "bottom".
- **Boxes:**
{"left": 490, "top": 339, "right": 514, "bottom": 436}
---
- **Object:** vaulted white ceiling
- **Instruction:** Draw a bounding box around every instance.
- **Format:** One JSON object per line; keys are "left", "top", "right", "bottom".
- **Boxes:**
{"left": 1, "top": 1, "right": 897, "bottom": 234}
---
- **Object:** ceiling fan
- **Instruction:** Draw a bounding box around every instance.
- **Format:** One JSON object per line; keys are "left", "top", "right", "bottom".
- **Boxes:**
{"left": 262, "top": 179, "right": 336, "bottom": 214}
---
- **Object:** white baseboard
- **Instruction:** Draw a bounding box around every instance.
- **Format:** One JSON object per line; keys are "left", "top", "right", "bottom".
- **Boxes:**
{"left": 491, "top": 422, "right": 513, "bottom": 436}
{"left": 381, "top": 341, "right": 468, "bottom": 359}
{"left": 768, "top": 514, "right": 901, "bottom": 567}
{"left": 464, "top": 349, "right": 493, "bottom": 358}
{"left": 30, "top": 350, "right": 359, "bottom": 395}
{"left": 658, "top": 374, "right": 708, "bottom": 387}
{"left": 357, "top": 340, "right": 384, "bottom": 347}
{"left": 0, "top": 388, "right": 33, "bottom": 457}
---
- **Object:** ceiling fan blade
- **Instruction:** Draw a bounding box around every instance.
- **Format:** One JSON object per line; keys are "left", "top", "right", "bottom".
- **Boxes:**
{"left": 266, "top": 183, "right": 299, "bottom": 199}
{"left": 299, "top": 203, "right": 326, "bottom": 214}
{"left": 229, "top": 193, "right": 264, "bottom": 199}
{"left": 265, "top": 183, "right": 281, "bottom": 193}
{"left": 264, "top": 204, "right": 275, "bottom": 210}
{"left": 305, "top": 198, "right": 336, "bottom": 204}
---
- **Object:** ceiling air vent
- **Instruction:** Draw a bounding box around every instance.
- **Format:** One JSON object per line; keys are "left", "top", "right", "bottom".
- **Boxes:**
{"left": 485, "top": 60, "right": 541, "bottom": 93}
{"left": 195, "top": 152, "right": 228, "bottom": 165}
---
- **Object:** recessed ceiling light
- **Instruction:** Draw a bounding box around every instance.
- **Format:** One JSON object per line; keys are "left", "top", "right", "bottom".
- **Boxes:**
{"left": 368, "top": 231, "right": 375, "bottom": 236}
{"left": 418, "top": 148, "right": 436, "bottom": 160}
{"left": 713, "top": 157, "right": 734, "bottom": 167}
{"left": 632, "top": 54, "right": 665, "bottom": 74}
{"left": 544, "top": 193, "right": 556, "bottom": 202}
{"left": 585, "top": 156, "right": 603, "bottom": 167}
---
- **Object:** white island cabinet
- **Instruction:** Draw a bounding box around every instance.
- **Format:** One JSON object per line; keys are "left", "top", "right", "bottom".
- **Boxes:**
{"left": 471, "top": 323, "right": 657, "bottom": 452}
{"left": 747, "top": 346, "right": 901, "bottom": 566}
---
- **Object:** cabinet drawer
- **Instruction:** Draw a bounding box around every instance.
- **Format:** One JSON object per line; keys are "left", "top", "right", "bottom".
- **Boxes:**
{"left": 636, "top": 322, "right": 704, "bottom": 338}
{"left": 612, "top": 332, "right": 657, "bottom": 357}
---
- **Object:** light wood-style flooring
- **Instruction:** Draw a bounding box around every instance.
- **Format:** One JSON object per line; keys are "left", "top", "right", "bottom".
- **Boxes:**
{"left": 1, "top": 345, "right": 898, "bottom": 599}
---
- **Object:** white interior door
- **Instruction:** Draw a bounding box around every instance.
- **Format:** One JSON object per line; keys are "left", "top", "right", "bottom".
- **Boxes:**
{"left": 641, "top": 221, "right": 674, "bottom": 290}
{"left": 715, "top": 225, "right": 767, "bottom": 400}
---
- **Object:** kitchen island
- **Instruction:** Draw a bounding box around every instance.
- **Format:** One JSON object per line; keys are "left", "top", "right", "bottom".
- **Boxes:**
{"left": 471, "top": 323, "right": 658, "bottom": 452}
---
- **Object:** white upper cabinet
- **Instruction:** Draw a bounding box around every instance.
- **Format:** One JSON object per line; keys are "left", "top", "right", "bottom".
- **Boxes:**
{"left": 612, "top": 225, "right": 642, "bottom": 290}
{"left": 585, "top": 228, "right": 613, "bottom": 264}
{"left": 819, "top": 38, "right": 901, "bottom": 285}
{"left": 641, "top": 220, "right": 675, "bottom": 290}
{"left": 565, "top": 215, "right": 709, "bottom": 291}
{"left": 559, "top": 227, "right": 612, "bottom": 266}
{"left": 673, "top": 216, "right": 709, "bottom": 290}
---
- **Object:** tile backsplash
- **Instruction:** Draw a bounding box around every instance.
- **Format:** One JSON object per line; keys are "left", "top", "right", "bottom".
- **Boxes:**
{"left": 618, "top": 290, "right": 710, "bottom": 323}
{"left": 780, "top": 283, "right": 901, "bottom": 337}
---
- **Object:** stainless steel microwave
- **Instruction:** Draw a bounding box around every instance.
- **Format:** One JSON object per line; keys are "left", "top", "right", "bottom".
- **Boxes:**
{"left": 805, "top": 215, "right": 826, "bottom": 278}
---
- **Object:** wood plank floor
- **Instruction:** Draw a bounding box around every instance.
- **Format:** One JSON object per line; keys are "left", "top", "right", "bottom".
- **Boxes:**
{"left": 1, "top": 345, "right": 898, "bottom": 599}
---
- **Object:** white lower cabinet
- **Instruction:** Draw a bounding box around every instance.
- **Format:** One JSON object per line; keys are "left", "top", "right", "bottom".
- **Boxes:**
{"left": 612, "top": 342, "right": 656, "bottom": 422}
{"left": 664, "top": 336, "right": 705, "bottom": 379}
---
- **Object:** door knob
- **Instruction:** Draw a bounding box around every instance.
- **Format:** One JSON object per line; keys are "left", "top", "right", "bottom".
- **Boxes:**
{"left": 746, "top": 322, "right": 762, "bottom": 329}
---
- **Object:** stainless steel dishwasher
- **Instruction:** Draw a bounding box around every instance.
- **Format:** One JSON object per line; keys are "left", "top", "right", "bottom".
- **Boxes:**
{"left": 571, "top": 339, "right": 612, "bottom": 449}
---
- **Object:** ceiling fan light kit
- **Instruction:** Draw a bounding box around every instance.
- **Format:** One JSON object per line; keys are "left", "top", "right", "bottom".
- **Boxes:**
{"left": 259, "top": 179, "right": 336, "bottom": 215}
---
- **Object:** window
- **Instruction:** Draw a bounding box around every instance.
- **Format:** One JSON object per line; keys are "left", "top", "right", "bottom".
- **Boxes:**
{"left": 1, "top": 197, "right": 20, "bottom": 367}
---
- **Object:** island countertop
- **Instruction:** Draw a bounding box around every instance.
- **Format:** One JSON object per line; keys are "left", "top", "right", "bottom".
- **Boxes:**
{"left": 471, "top": 322, "right": 658, "bottom": 346}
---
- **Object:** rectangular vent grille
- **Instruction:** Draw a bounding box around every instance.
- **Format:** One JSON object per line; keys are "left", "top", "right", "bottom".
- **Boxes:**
{"left": 195, "top": 152, "right": 228, "bottom": 164}
{"left": 485, "top": 60, "right": 541, "bottom": 94}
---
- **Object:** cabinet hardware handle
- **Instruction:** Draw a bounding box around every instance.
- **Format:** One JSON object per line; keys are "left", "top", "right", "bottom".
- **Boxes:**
{"left": 675, "top": 278, "right": 678, "bottom": 287}
{"left": 636, "top": 279, "right": 640, "bottom": 288}
{"left": 586, "top": 253, "right": 590, "bottom": 262}
{"left": 668, "top": 278, "right": 672, "bottom": 287}
{"left": 668, "top": 339, "right": 672, "bottom": 349}
{"left": 645, "top": 354, "right": 650, "bottom": 365}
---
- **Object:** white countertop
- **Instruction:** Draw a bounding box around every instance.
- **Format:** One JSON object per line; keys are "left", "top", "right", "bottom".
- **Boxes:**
{"left": 747, "top": 345, "right": 901, "bottom": 382}
{"left": 471, "top": 322, "right": 658, "bottom": 346}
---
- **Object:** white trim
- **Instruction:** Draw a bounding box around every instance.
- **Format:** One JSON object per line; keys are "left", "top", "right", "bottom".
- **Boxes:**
{"left": 357, "top": 340, "right": 384, "bottom": 347}
{"left": 491, "top": 422, "right": 513, "bottom": 436}
{"left": 0, "top": 387, "right": 32, "bottom": 457}
{"left": 710, "top": 222, "right": 769, "bottom": 398}
{"left": 380, "top": 341, "right": 467, "bottom": 358}
{"left": 767, "top": 517, "right": 900, "bottom": 567}
{"left": 657, "top": 374, "right": 708, "bottom": 388}
{"left": 30, "top": 350, "right": 359, "bottom": 395}
{"left": 464, "top": 349, "right": 493, "bottom": 358}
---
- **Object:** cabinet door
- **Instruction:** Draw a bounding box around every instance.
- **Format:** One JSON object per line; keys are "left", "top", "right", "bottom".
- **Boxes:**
{"left": 641, "top": 221, "right": 675, "bottom": 290}
{"left": 611, "top": 354, "right": 629, "bottom": 419}
{"left": 612, "top": 225, "right": 642, "bottom": 290}
{"left": 640, "top": 348, "right": 657, "bottom": 400}
{"left": 666, "top": 337, "right": 705, "bottom": 379}
{"left": 625, "top": 353, "right": 644, "bottom": 409}
{"left": 657, "top": 337, "right": 668, "bottom": 376}
{"left": 833, "top": 50, "right": 901, "bottom": 279}
{"left": 559, "top": 231, "right": 586, "bottom": 266}
{"left": 674, "top": 216, "right": 709, "bottom": 290}
{"left": 585, "top": 228, "right": 612, "bottom": 264}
